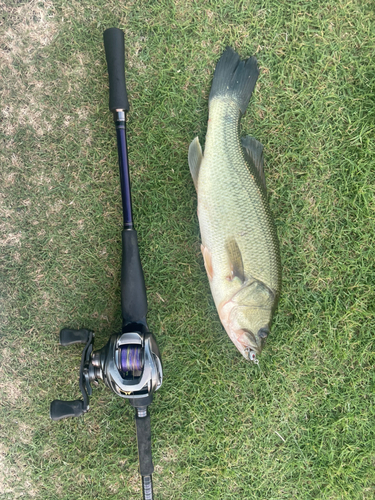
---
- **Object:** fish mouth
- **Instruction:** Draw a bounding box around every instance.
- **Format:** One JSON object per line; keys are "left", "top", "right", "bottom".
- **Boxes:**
{"left": 238, "top": 328, "right": 267, "bottom": 356}
{"left": 218, "top": 297, "right": 269, "bottom": 359}
{"left": 238, "top": 329, "right": 260, "bottom": 354}
{"left": 223, "top": 323, "right": 260, "bottom": 359}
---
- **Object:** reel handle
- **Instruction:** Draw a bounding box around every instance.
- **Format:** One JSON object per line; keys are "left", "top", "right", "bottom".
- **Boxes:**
{"left": 103, "top": 28, "right": 129, "bottom": 112}
{"left": 50, "top": 399, "right": 86, "bottom": 421}
{"left": 49, "top": 329, "right": 93, "bottom": 421}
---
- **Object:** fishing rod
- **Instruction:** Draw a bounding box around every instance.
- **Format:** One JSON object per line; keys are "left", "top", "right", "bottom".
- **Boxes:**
{"left": 50, "top": 28, "right": 163, "bottom": 500}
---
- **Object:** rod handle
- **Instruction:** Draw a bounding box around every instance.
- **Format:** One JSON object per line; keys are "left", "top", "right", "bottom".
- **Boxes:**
{"left": 121, "top": 229, "right": 148, "bottom": 325}
{"left": 103, "top": 28, "right": 129, "bottom": 112}
{"left": 135, "top": 410, "right": 154, "bottom": 477}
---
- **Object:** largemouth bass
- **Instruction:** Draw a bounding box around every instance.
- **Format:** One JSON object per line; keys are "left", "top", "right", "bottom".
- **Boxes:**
{"left": 188, "top": 47, "right": 281, "bottom": 362}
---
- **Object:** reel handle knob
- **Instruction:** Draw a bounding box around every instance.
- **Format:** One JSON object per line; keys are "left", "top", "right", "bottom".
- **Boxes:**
{"left": 60, "top": 328, "right": 92, "bottom": 346}
{"left": 50, "top": 399, "right": 86, "bottom": 421}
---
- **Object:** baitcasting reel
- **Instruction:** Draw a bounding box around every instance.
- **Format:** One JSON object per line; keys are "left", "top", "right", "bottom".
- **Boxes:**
{"left": 50, "top": 326, "right": 163, "bottom": 500}
{"left": 50, "top": 327, "right": 162, "bottom": 420}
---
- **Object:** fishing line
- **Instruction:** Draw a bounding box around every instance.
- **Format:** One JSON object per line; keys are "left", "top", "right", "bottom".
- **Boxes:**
{"left": 119, "top": 345, "right": 144, "bottom": 373}
{"left": 256, "top": 361, "right": 322, "bottom": 492}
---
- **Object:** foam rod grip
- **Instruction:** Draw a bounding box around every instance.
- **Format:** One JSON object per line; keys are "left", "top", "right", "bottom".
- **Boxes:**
{"left": 103, "top": 28, "right": 130, "bottom": 112}
{"left": 135, "top": 412, "right": 154, "bottom": 476}
{"left": 121, "top": 229, "right": 148, "bottom": 324}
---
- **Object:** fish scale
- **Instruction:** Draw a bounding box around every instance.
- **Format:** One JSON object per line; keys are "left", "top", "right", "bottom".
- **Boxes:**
{"left": 189, "top": 47, "right": 281, "bottom": 360}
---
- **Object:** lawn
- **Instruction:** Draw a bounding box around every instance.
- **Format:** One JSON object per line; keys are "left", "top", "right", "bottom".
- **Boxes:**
{"left": 0, "top": 0, "right": 374, "bottom": 498}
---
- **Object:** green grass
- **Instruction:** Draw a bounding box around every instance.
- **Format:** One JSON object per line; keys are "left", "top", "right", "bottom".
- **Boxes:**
{"left": 1, "top": 0, "right": 374, "bottom": 498}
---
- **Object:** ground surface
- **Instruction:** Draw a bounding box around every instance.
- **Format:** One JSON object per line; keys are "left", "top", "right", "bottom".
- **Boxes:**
{"left": 0, "top": 0, "right": 374, "bottom": 498}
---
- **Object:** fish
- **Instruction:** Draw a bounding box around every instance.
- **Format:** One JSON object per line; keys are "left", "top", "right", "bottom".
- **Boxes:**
{"left": 188, "top": 47, "right": 281, "bottom": 362}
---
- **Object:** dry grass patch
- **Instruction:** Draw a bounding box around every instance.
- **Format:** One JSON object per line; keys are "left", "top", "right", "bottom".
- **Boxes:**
{"left": 0, "top": 1, "right": 58, "bottom": 137}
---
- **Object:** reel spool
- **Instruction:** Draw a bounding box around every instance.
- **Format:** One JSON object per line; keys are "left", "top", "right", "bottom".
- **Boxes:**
{"left": 119, "top": 345, "right": 144, "bottom": 374}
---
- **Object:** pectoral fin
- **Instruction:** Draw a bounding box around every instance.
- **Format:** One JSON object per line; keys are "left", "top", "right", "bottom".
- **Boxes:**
{"left": 188, "top": 137, "right": 203, "bottom": 191}
{"left": 201, "top": 244, "right": 214, "bottom": 282}
{"left": 225, "top": 238, "right": 245, "bottom": 283}
{"left": 241, "top": 136, "right": 266, "bottom": 191}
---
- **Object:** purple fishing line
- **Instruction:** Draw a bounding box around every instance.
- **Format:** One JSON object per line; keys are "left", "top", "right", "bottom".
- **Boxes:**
{"left": 120, "top": 346, "right": 143, "bottom": 371}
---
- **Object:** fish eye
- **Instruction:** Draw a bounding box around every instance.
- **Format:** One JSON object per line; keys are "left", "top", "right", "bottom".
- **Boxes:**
{"left": 258, "top": 327, "right": 269, "bottom": 339}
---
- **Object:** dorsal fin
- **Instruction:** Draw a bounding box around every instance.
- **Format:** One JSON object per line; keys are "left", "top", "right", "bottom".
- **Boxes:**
{"left": 188, "top": 137, "right": 203, "bottom": 191}
{"left": 241, "top": 135, "right": 266, "bottom": 191}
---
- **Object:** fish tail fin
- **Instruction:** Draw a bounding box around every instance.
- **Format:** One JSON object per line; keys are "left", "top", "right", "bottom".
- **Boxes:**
{"left": 209, "top": 47, "right": 259, "bottom": 114}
